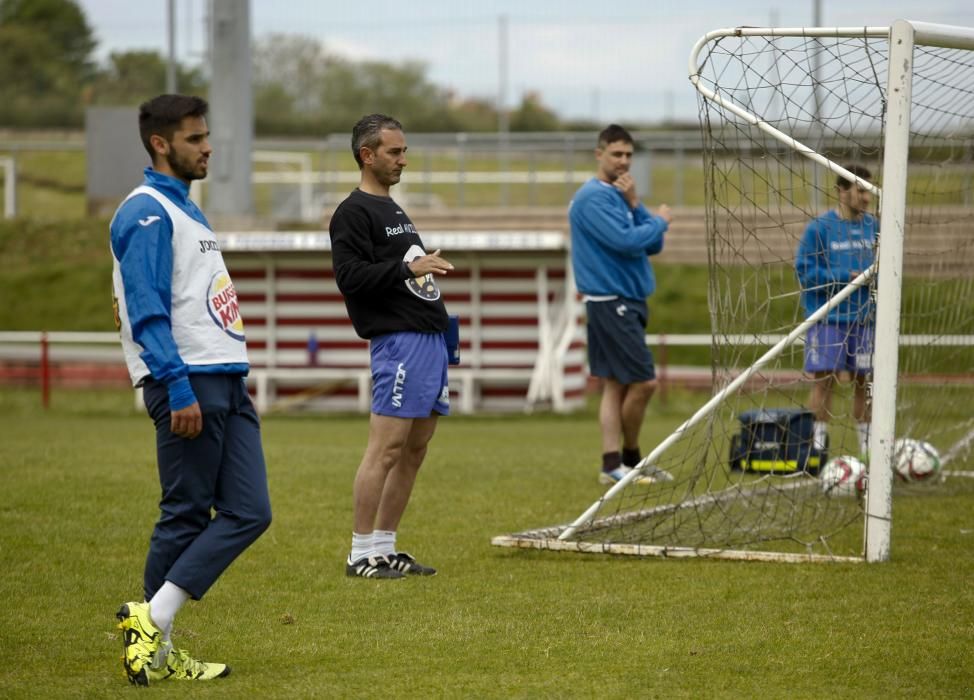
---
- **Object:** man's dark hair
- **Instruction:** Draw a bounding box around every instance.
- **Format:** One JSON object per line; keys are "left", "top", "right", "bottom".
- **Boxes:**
{"left": 138, "top": 94, "right": 209, "bottom": 159}
{"left": 597, "top": 123, "right": 634, "bottom": 148}
{"left": 351, "top": 114, "right": 403, "bottom": 168}
{"left": 837, "top": 164, "right": 872, "bottom": 190}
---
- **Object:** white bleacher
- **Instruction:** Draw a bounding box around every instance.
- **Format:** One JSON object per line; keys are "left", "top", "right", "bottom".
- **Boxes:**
{"left": 220, "top": 231, "right": 587, "bottom": 414}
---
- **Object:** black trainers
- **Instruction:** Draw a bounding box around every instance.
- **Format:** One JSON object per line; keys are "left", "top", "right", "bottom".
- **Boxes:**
{"left": 387, "top": 551, "right": 437, "bottom": 576}
{"left": 345, "top": 554, "right": 404, "bottom": 579}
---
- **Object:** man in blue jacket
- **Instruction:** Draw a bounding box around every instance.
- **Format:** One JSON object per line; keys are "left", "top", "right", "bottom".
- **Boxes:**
{"left": 569, "top": 124, "right": 673, "bottom": 485}
{"left": 795, "top": 165, "right": 877, "bottom": 457}
{"left": 110, "top": 94, "right": 272, "bottom": 685}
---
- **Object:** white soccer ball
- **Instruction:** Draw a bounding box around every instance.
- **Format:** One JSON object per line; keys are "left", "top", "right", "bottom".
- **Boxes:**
{"left": 819, "top": 455, "right": 867, "bottom": 497}
{"left": 893, "top": 438, "right": 942, "bottom": 483}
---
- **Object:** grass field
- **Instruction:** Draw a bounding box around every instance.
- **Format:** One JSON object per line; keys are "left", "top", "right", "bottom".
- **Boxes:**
{"left": 2, "top": 132, "right": 972, "bottom": 698}
{"left": 1, "top": 387, "right": 972, "bottom": 698}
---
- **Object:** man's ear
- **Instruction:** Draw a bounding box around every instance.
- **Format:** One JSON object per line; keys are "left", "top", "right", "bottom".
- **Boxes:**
{"left": 149, "top": 134, "right": 169, "bottom": 158}
{"left": 359, "top": 146, "right": 374, "bottom": 166}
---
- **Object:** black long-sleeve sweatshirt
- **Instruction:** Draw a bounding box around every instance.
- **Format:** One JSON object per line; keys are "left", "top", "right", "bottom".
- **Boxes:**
{"left": 329, "top": 188, "right": 448, "bottom": 339}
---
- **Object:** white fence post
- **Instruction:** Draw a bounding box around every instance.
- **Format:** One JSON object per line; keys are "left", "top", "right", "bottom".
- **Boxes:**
{"left": 1, "top": 156, "right": 16, "bottom": 219}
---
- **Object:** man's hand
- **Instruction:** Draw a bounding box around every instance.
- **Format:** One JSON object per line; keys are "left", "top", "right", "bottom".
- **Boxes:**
{"left": 656, "top": 204, "right": 673, "bottom": 225}
{"left": 613, "top": 173, "right": 640, "bottom": 209}
{"left": 408, "top": 249, "right": 454, "bottom": 277}
{"left": 171, "top": 402, "right": 202, "bottom": 439}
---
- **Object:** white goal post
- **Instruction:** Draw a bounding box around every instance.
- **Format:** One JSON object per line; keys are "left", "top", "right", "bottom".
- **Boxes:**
{"left": 686, "top": 20, "right": 974, "bottom": 562}
{"left": 492, "top": 20, "right": 974, "bottom": 564}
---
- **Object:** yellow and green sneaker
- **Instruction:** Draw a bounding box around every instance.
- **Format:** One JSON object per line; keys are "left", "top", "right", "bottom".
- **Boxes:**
{"left": 149, "top": 646, "right": 231, "bottom": 681}
{"left": 115, "top": 602, "right": 161, "bottom": 686}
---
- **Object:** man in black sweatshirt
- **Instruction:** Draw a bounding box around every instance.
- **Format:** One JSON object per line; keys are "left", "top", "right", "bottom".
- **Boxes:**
{"left": 329, "top": 114, "right": 454, "bottom": 579}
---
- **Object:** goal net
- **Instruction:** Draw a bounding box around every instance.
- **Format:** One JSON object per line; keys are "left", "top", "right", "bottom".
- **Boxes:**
{"left": 492, "top": 21, "right": 974, "bottom": 563}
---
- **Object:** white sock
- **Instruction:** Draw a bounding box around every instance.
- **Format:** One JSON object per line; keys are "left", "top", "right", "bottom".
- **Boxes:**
{"left": 813, "top": 421, "right": 829, "bottom": 451}
{"left": 373, "top": 529, "right": 397, "bottom": 556}
{"left": 857, "top": 422, "right": 870, "bottom": 455}
{"left": 148, "top": 581, "right": 190, "bottom": 642}
{"left": 350, "top": 531, "right": 374, "bottom": 562}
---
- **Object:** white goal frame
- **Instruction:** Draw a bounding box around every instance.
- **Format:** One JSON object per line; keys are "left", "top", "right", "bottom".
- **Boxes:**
{"left": 492, "top": 20, "right": 974, "bottom": 565}
{"left": 683, "top": 20, "right": 974, "bottom": 562}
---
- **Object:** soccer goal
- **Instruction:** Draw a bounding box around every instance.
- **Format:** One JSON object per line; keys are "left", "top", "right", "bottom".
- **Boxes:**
{"left": 492, "top": 20, "right": 974, "bottom": 563}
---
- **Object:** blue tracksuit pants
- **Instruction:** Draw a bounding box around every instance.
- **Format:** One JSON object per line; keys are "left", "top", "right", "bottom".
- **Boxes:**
{"left": 141, "top": 374, "right": 272, "bottom": 600}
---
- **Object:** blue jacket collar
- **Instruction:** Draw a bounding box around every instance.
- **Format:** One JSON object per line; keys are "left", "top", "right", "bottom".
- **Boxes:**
{"left": 143, "top": 167, "right": 191, "bottom": 204}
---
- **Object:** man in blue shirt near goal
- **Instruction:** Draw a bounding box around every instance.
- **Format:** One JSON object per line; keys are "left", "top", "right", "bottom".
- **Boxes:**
{"left": 569, "top": 124, "right": 673, "bottom": 485}
{"left": 795, "top": 164, "right": 878, "bottom": 457}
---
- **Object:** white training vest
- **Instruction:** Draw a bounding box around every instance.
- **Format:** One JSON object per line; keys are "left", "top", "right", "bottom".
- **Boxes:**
{"left": 112, "top": 185, "right": 248, "bottom": 385}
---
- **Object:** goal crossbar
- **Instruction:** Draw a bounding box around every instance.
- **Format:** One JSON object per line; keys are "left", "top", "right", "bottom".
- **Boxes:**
{"left": 688, "top": 21, "right": 974, "bottom": 201}
{"left": 688, "top": 27, "right": 889, "bottom": 199}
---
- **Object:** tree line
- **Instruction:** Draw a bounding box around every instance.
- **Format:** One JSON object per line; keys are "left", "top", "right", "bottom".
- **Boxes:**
{"left": 0, "top": 0, "right": 595, "bottom": 134}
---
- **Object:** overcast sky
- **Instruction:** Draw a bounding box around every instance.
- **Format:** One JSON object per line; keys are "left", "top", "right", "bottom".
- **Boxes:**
{"left": 78, "top": 0, "right": 973, "bottom": 124}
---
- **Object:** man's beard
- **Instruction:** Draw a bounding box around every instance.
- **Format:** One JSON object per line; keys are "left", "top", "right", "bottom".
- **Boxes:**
{"left": 377, "top": 168, "right": 402, "bottom": 188}
{"left": 167, "top": 149, "right": 205, "bottom": 181}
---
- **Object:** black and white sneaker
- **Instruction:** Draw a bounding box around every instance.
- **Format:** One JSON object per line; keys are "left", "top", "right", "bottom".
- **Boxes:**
{"left": 345, "top": 554, "right": 404, "bottom": 579}
{"left": 387, "top": 552, "right": 437, "bottom": 576}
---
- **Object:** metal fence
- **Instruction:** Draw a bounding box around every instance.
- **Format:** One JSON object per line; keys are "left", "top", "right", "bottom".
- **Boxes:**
{"left": 0, "top": 128, "right": 916, "bottom": 222}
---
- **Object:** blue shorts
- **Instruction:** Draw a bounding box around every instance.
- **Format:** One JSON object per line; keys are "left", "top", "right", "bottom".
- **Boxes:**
{"left": 586, "top": 298, "right": 655, "bottom": 384}
{"left": 804, "top": 322, "right": 874, "bottom": 374}
{"left": 370, "top": 331, "right": 450, "bottom": 417}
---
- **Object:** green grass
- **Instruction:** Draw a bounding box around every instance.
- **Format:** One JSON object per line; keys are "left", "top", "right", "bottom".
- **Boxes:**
{"left": 0, "top": 387, "right": 972, "bottom": 698}
{"left": 0, "top": 146, "right": 88, "bottom": 220}
{"left": 0, "top": 217, "right": 117, "bottom": 331}
{"left": 2, "top": 131, "right": 972, "bottom": 697}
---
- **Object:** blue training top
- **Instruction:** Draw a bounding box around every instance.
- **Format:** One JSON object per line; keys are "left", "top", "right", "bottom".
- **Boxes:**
{"left": 795, "top": 209, "right": 878, "bottom": 323}
{"left": 568, "top": 178, "right": 667, "bottom": 300}
{"left": 110, "top": 168, "right": 249, "bottom": 410}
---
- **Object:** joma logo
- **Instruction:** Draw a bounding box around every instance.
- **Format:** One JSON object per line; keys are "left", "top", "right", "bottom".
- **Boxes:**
{"left": 392, "top": 362, "right": 407, "bottom": 408}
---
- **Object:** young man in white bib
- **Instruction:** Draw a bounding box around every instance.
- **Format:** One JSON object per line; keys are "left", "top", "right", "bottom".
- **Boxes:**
{"left": 110, "top": 94, "right": 272, "bottom": 685}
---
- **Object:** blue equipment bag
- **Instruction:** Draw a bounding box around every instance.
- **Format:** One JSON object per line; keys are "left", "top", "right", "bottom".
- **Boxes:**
{"left": 728, "top": 409, "right": 824, "bottom": 475}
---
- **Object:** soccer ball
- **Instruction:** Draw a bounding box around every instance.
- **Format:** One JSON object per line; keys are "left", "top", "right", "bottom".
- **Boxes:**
{"left": 819, "top": 455, "right": 867, "bottom": 497}
{"left": 893, "top": 438, "right": 942, "bottom": 483}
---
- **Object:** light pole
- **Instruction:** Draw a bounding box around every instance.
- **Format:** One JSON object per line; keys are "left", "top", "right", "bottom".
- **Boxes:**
{"left": 166, "top": 0, "right": 177, "bottom": 93}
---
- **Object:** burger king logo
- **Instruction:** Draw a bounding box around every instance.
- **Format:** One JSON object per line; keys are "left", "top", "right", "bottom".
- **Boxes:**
{"left": 206, "top": 271, "right": 245, "bottom": 341}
